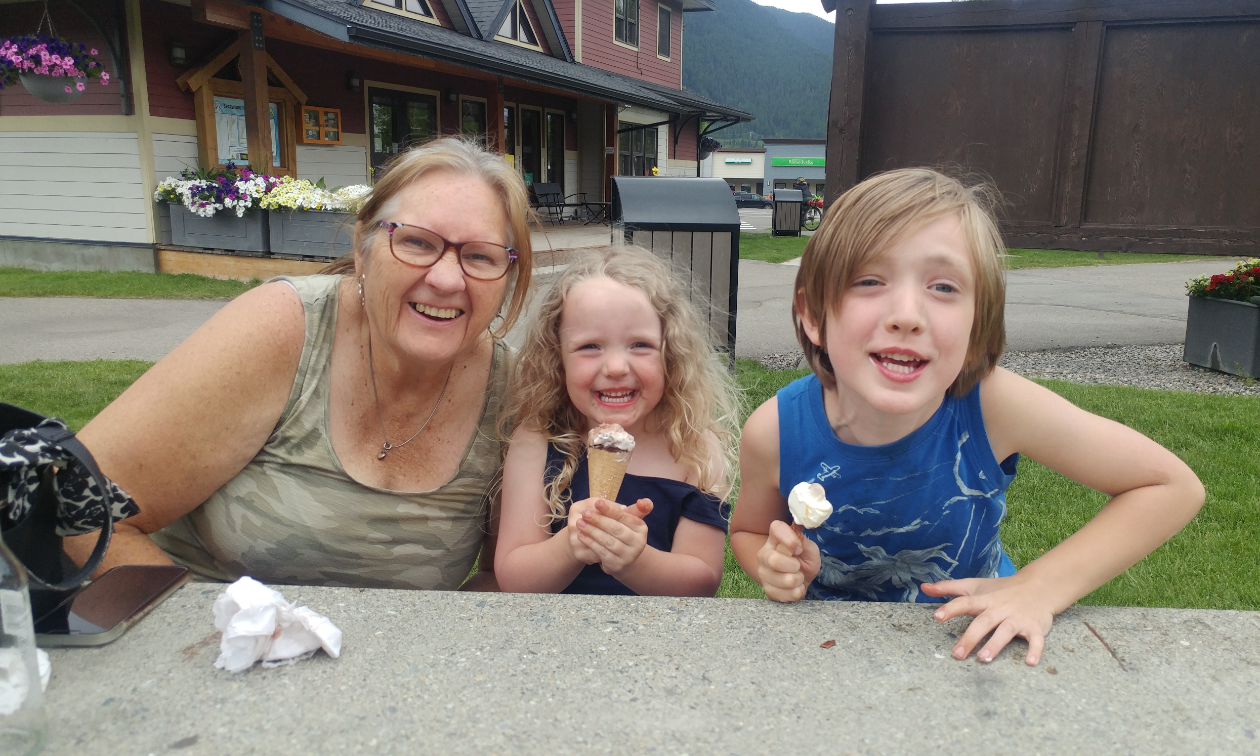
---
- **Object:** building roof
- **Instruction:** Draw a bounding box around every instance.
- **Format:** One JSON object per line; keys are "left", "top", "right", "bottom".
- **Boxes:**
{"left": 262, "top": 0, "right": 750, "bottom": 121}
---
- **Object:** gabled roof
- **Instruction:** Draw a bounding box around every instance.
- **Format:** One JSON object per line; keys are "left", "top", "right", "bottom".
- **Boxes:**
{"left": 465, "top": 0, "right": 505, "bottom": 38}
{"left": 261, "top": 0, "right": 751, "bottom": 121}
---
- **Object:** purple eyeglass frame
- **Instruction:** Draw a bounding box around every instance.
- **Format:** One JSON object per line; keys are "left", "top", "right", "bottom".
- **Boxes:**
{"left": 377, "top": 221, "right": 518, "bottom": 281}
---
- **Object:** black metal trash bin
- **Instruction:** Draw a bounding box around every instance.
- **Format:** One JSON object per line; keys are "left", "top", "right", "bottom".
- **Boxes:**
{"left": 772, "top": 189, "right": 803, "bottom": 237}
{"left": 611, "top": 177, "right": 741, "bottom": 357}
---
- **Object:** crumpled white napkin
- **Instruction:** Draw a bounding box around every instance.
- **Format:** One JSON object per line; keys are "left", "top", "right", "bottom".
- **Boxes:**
{"left": 212, "top": 577, "right": 342, "bottom": 673}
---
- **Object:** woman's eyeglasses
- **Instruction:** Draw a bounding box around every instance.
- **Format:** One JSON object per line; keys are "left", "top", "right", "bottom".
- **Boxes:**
{"left": 378, "top": 222, "right": 518, "bottom": 281}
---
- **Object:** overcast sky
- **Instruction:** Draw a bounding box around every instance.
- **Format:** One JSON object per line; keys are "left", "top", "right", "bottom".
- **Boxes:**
{"left": 748, "top": 0, "right": 947, "bottom": 22}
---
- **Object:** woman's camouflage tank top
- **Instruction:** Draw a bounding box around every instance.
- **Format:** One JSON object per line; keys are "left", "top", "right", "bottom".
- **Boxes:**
{"left": 152, "top": 275, "right": 506, "bottom": 590}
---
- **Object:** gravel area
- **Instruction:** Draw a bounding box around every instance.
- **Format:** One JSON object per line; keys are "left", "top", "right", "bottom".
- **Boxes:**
{"left": 756, "top": 344, "right": 1260, "bottom": 397}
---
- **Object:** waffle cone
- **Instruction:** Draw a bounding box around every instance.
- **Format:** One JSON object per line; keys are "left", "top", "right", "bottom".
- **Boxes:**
{"left": 587, "top": 447, "right": 631, "bottom": 501}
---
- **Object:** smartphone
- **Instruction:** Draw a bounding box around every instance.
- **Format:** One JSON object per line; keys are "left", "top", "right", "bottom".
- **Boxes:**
{"left": 34, "top": 565, "right": 192, "bottom": 647}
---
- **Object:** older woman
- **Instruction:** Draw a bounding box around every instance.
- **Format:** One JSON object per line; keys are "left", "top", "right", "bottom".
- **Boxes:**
{"left": 65, "top": 139, "right": 532, "bottom": 591}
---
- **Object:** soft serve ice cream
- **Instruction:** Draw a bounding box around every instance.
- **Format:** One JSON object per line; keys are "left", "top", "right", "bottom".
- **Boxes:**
{"left": 586, "top": 423, "right": 635, "bottom": 501}
{"left": 788, "top": 481, "right": 833, "bottom": 534}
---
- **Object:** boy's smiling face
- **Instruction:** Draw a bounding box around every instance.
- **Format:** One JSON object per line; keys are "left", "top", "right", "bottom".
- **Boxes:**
{"left": 799, "top": 214, "right": 976, "bottom": 432}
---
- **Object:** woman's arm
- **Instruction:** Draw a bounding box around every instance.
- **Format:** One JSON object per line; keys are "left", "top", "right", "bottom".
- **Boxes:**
{"left": 729, "top": 397, "right": 821, "bottom": 601}
{"left": 62, "top": 281, "right": 307, "bottom": 574}
{"left": 493, "top": 428, "right": 593, "bottom": 593}
{"left": 923, "top": 367, "right": 1205, "bottom": 664}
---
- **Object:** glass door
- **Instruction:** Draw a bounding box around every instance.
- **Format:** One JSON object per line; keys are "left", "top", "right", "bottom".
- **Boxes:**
{"left": 503, "top": 104, "right": 517, "bottom": 168}
{"left": 519, "top": 107, "right": 542, "bottom": 186}
{"left": 369, "top": 87, "right": 438, "bottom": 180}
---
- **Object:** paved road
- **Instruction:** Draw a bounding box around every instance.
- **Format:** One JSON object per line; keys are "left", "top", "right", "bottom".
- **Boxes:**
{"left": 0, "top": 258, "right": 1231, "bottom": 365}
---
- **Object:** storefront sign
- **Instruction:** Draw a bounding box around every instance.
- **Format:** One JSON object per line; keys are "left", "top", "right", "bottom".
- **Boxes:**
{"left": 724, "top": 158, "right": 752, "bottom": 164}
{"left": 771, "top": 157, "right": 825, "bottom": 167}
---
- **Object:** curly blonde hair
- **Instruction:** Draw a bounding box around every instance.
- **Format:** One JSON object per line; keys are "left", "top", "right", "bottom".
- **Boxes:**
{"left": 503, "top": 246, "right": 741, "bottom": 520}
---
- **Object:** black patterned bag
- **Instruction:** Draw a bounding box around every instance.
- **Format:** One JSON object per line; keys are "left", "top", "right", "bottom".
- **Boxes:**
{"left": 0, "top": 403, "right": 140, "bottom": 613}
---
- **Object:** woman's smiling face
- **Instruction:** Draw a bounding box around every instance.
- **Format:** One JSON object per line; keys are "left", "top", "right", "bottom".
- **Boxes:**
{"left": 359, "top": 169, "right": 510, "bottom": 365}
{"left": 559, "top": 278, "right": 666, "bottom": 437}
{"left": 801, "top": 213, "right": 977, "bottom": 422}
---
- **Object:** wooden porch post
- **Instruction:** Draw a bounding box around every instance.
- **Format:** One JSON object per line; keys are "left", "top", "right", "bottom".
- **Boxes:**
{"left": 824, "top": 0, "right": 872, "bottom": 204}
{"left": 239, "top": 12, "right": 273, "bottom": 172}
{"left": 605, "top": 103, "right": 618, "bottom": 202}
{"left": 489, "top": 77, "right": 506, "bottom": 154}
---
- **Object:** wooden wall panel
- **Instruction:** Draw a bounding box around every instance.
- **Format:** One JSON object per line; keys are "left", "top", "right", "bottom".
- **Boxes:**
{"left": 1083, "top": 22, "right": 1260, "bottom": 228}
{"left": 297, "top": 145, "right": 371, "bottom": 187}
{"left": 152, "top": 133, "right": 201, "bottom": 183}
{"left": 860, "top": 28, "right": 1072, "bottom": 224}
{"left": 0, "top": 133, "right": 148, "bottom": 244}
{"left": 579, "top": 0, "right": 682, "bottom": 88}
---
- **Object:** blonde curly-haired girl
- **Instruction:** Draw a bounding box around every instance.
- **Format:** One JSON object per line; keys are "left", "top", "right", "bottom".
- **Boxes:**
{"left": 495, "top": 246, "right": 739, "bottom": 596}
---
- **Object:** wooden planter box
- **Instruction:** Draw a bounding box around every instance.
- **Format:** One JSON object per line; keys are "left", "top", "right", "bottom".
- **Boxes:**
{"left": 169, "top": 205, "right": 270, "bottom": 253}
{"left": 1183, "top": 296, "right": 1260, "bottom": 377}
{"left": 268, "top": 210, "right": 356, "bottom": 259}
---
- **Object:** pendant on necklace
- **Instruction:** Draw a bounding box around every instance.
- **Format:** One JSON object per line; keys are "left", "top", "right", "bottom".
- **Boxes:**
{"left": 378, "top": 442, "right": 393, "bottom": 461}
{"left": 378, "top": 450, "right": 388, "bottom": 460}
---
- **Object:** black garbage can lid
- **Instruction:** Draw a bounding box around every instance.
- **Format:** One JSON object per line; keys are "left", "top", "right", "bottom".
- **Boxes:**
{"left": 773, "top": 189, "right": 804, "bottom": 202}
{"left": 612, "top": 177, "right": 740, "bottom": 229}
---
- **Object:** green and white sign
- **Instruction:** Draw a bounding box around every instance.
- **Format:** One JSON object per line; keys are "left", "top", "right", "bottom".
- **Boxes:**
{"left": 724, "top": 158, "right": 752, "bottom": 164}
{"left": 771, "top": 157, "right": 825, "bottom": 167}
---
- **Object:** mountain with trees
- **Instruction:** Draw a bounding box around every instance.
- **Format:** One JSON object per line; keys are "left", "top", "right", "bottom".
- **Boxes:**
{"left": 682, "top": 0, "right": 834, "bottom": 147}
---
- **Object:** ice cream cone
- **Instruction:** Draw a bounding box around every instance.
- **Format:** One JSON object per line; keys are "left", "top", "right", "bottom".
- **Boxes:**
{"left": 587, "top": 447, "right": 631, "bottom": 501}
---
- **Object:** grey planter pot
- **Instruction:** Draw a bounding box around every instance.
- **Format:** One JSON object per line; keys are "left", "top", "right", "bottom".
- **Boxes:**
{"left": 19, "top": 72, "right": 85, "bottom": 104}
{"left": 268, "top": 210, "right": 356, "bottom": 259}
{"left": 169, "top": 205, "right": 270, "bottom": 253}
{"left": 1183, "top": 295, "right": 1260, "bottom": 377}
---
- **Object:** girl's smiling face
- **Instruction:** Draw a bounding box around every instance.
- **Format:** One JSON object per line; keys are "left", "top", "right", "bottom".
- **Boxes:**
{"left": 559, "top": 278, "right": 666, "bottom": 436}
{"left": 800, "top": 213, "right": 977, "bottom": 429}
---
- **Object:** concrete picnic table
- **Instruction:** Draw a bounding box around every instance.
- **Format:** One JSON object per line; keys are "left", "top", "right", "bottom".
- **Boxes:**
{"left": 44, "top": 584, "right": 1259, "bottom": 753}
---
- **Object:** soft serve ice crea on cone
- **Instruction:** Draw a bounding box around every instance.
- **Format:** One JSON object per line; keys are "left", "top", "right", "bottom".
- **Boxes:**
{"left": 788, "top": 482, "right": 833, "bottom": 539}
{"left": 587, "top": 423, "right": 635, "bottom": 501}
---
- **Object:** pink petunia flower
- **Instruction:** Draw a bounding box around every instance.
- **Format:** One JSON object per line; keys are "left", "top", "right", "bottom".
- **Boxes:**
{"left": 75, "top": 81, "right": 85, "bottom": 91}
{"left": 90, "top": 48, "right": 98, "bottom": 55}
{"left": 64, "top": 86, "right": 71, "bottom": 93}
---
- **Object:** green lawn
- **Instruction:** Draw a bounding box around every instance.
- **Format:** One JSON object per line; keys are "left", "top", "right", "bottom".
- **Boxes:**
{"left": 737, "top": 235, "right": 1213, "bottom": 269}
{"left": 3, "top": 358, "right": 1255, "bottom": 611}
{"left": 0, "top": 268, "right": 258, "bottom": 299}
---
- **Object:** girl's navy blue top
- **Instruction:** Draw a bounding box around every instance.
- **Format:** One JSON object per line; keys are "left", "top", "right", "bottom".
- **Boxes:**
{"left": 545, "top": 444, "right": 730, "bottom": 595}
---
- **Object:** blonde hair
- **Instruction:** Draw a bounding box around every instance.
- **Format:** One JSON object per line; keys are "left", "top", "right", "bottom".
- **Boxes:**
{"left": 321, "top": 137, "right": 534, "bottom": 336}
{"left": 503, "top": 246, "right": 741, "bottom": 520}
{"left": 794, "top": 168, "right": 1006, "bottom": 396}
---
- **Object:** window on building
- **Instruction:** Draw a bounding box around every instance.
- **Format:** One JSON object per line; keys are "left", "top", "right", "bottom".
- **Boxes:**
{"left": 368, "top": 87, "right": 438, "bottom": 180}
{"left": 461, "top": 98, "right": 487, "bottom": 137}
{"left": 545, "top": 112, "right": 565, "bottom": 185}
{"left": 498, "top": 1, "right": 539, "bottom": 46}
{"left": 504, "top": 105, "right": 517, "bottom": 167}
{"left": 657, "top": 6, "right": 670, "bottom": 58}
{"left": 366, "top": 0, "right": 434, "bottom": 19}
{"left": 618, "top": 126, "right": 657, "bottom": 176}
{"left": 615, "top": 0, "right": 639, "bottom": 46}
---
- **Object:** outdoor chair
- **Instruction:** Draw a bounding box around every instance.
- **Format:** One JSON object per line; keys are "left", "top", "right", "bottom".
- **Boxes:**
{"left": 529, "top": 182, "right": 588, "bottom": 224}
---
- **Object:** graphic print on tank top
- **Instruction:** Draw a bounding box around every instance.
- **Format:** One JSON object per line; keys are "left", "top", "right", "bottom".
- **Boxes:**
{"left": 777, "top": 375, "right": 1017, "bottom": 603}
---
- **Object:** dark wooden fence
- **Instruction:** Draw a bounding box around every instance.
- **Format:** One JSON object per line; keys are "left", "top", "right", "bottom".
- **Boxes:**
{"left": 823, "top": 0, "right": 1260, "bottom": 254}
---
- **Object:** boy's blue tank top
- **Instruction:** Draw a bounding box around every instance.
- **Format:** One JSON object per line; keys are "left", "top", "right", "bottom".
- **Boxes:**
{"left": 546, "top": 445, "right": 730, "bottom": 596}
{"left": 777, "top": 374, "right": 1019, "bottom": 603}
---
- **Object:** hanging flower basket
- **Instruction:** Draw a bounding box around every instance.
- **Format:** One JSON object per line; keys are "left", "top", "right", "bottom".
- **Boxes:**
{"left": 0, "top": 34, "right": 110, "bottom": 104}
{"left": 18, "top": 71, "right": 84, "bottom": 103}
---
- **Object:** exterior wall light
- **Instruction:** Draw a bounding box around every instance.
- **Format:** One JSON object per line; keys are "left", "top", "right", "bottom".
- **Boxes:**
{"left": 168, "top": 41, "right": 187, "bottom": 67}
{"left": 346, "top": 70, "right": 362, "bottom": 92}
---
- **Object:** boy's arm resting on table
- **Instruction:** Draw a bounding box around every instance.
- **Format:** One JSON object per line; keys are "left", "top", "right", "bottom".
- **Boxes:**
{"left": 729, "top": 397, "right": 821, "bottom": 602}
{"left": 493, "top": 428, "right": 592, "bottom": 593}
{"left": 61, "top": 281, "right": 307, "bottom": 576}
{"left": 922, "top": 367, "right": 1205, "bottom": 666}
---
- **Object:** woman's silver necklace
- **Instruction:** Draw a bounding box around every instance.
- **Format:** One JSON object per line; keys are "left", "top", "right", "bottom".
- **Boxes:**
{"left": 366, "top": 330, "right": 452, "bottom": 461}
